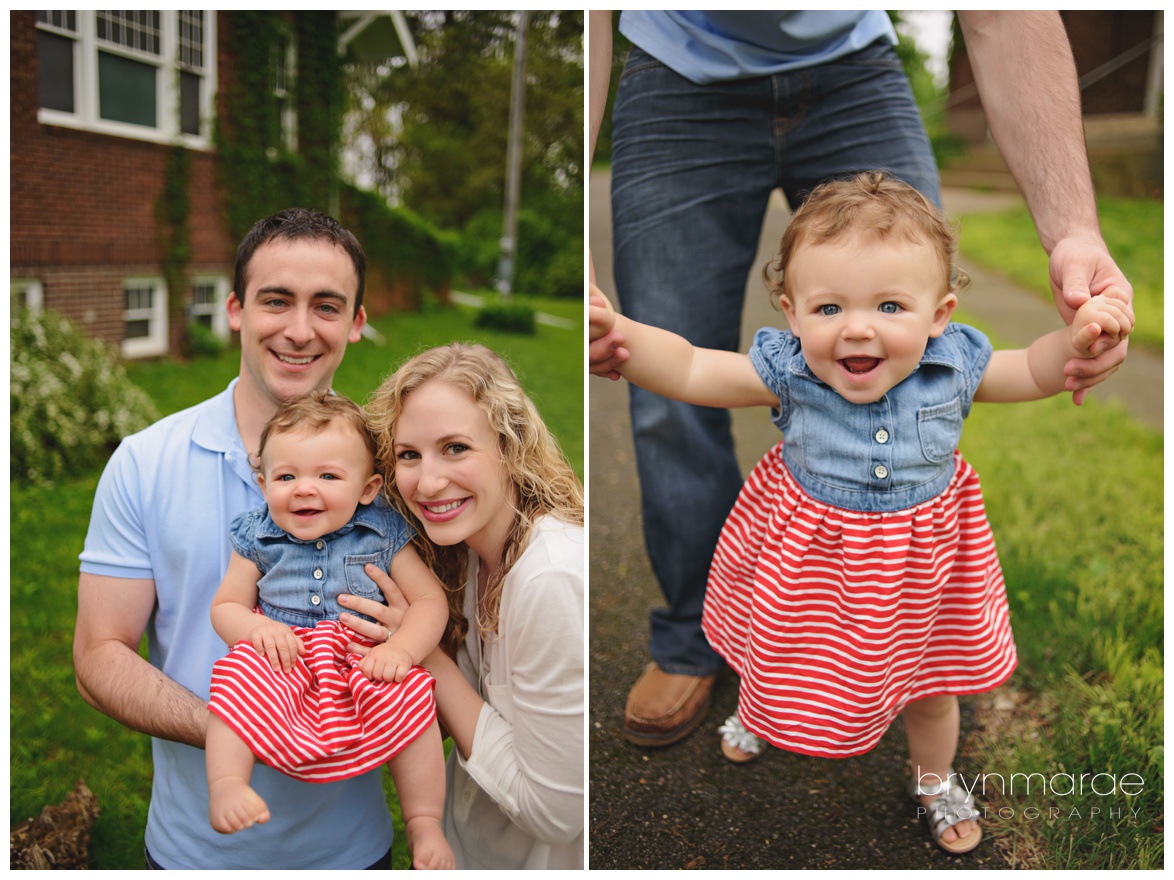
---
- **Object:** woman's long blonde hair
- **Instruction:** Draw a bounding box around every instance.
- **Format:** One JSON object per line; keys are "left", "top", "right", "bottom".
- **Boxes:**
{"left": 367, "top": 343, "right": 583, "bottom": 655}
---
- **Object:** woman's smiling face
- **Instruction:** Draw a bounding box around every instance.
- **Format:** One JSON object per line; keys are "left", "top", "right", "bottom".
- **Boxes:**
{"left": 392, "top": 380, "right": 517, "bottom": 566}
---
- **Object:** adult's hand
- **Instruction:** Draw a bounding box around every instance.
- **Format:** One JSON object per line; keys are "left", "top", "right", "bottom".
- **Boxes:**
{"left": 588, "top": 288, "right": 629, "bottom": 380}
{"left": 337, "top": 564, "right": 408, "bottom": 655}
{"left": 1048, "top": 232, "right": 1134, "bottom": 404}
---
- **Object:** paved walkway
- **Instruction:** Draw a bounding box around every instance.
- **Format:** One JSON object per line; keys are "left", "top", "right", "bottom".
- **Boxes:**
{"left": 587, "top": 172, "right": 1162, "bottom": 869}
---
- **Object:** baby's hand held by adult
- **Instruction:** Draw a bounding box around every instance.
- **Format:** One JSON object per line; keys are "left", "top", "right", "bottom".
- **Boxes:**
{"left": 1062, "top": 286, "right": 1133, "bottom": 403}
{"left": 1049, "top": 233, "right": 1134, "bottom": 322}
{"left": 1070, "top": 288, "right": 1134, "bottom": 356}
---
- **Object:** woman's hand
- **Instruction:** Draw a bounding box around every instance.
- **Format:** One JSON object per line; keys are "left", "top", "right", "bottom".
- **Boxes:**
{"left": 338, "top": 563, "right": 409, "bottom": 656}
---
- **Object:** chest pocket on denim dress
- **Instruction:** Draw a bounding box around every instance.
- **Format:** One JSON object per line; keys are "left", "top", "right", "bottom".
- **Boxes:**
{"left": 917, "top": 397, "right": 963, "bottom": 462}
{"left": 343, "top": 550, "right": 389, "bottom": 600}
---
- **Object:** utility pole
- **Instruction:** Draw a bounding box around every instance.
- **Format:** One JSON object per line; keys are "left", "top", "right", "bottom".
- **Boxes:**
{"left": 496, "top": 11, "right": 529, "bottom": 298}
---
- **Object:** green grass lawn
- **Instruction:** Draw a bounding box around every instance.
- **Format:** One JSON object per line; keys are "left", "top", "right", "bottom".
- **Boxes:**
{"left": 958, "top": 197, "right": 1163, "bottom": 351}
{"left": 12, "top": 293, "right": 581, "bottom": 869}
{"left": 949, "top": 228, "right": 1163, "bottom": 866}
{"left": 956, "top": 359, "right": 1163, "bottom": 868}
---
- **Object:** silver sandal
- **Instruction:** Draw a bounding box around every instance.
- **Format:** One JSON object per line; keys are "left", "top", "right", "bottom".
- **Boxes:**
{"left": 909, "top": 768, "right": 983, "bottom": 854}
{"left": 718, "top": 715, "right": 765, "bottom": 763}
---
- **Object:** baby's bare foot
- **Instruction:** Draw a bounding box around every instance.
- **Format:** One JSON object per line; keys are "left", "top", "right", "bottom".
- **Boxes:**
{"left": 209, "top": 777, "right": 270, "bottom": 834}
{"left": 405, "top": 816, "right": 455, "bottom": 870}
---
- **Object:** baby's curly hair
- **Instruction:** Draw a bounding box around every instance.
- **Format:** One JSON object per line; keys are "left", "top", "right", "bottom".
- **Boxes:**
{"left": 763, "top": 171, "right": 969, "bottom": 304}
{"left": 255, "top": 391, "right": 379, "bottom": 476}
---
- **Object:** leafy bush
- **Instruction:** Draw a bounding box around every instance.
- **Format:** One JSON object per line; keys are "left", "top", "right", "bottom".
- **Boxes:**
{"left": 458, "top": 206, "right": 582, "bottom": 299}
{"left": 11, "top": 308, "right": 160, "bottom": 484}
{"left": 187, "top": 321, "right": 228, "bottom": 358}
{"left": 473, "top": 296, "right": 537, "bottom": 334}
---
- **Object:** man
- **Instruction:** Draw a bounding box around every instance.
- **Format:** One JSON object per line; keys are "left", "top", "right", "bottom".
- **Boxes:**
{"left": 73, "top": 209, "right": 391, "bottom": 869}
{"left": 589, "top": 11, "right": 1133, "bottom": 748}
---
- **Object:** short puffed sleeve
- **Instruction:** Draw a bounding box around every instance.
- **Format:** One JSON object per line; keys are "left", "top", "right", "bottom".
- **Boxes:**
{"left": 367, "top": 497, "right": 416, "bottom": 558}
{"left": 228, "top": 506, "right": 267, "bottom": 567}
{"left": 748, "top": 326, "right": 802, "bottom": 414}
{"left": 941, "top": 324, "right": 993, "bottom": 417}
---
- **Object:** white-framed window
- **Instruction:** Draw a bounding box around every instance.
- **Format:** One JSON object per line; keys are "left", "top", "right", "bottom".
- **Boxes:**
{"left": 189, "top": 275, "right": 230, "bottom": 338}
{"left": 122, "top": 276, "right": 169, "bottom": 358}
{"left": 11, "top": 278, "right": 45, "bottom": 315}
{"left": 35, "top": 10, "right": 217, "bottom": 149}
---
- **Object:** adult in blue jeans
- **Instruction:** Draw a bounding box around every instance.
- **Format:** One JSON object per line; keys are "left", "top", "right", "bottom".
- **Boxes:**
{"left": 588, "top": 11, "right": 1133, "bottom": 747}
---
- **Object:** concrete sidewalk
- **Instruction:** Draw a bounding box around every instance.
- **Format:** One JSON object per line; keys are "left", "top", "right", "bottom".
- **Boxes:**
{"left": 587, "top": 172, "right": 1162, "bottom": 869}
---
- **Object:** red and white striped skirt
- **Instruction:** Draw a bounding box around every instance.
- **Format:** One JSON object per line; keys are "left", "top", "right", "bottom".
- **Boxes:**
{"left": 703, "top": 445, "right": 1016, "bottom": 758}
{"left": 208, "top": 619, "right": 436, "bottom": 782}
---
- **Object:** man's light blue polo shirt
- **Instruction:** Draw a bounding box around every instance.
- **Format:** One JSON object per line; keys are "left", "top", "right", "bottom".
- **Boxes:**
{"left": 79, "top": 379, "right": 393, "bottom": 869}
{"left": 620, "top": 11, "right": 898, "bottom": 84}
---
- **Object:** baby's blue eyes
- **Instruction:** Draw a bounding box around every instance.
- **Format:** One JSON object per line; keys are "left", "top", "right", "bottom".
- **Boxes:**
{"left": 276, "top": 473, "right": 337, "bottom": 481}
{"left": 816, "top": 302, "right": 903, "bottom": 315}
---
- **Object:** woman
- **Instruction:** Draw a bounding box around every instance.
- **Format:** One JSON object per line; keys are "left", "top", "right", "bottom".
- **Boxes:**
{"left": 339, "top": 343, "right": 584, "bottom": 869}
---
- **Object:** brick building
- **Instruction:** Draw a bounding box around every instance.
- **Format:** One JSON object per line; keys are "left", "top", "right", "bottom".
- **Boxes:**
{"left": 11, "top": 11, "right": 236, "bottom": 357}
{"left": 11, "top": 10, "right": 417, "bottom": 358}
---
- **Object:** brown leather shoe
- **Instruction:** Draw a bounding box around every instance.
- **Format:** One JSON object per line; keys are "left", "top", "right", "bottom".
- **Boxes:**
{"left": 623, "top": 663, "right": 716, "bottom": 747}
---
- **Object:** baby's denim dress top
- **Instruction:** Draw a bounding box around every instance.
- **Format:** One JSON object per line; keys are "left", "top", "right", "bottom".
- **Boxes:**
{"left": 229, "top": 494, "right": 415, "bottom": 628}
{"left": 750, "top": 323, "right": 992, "bottom": 513}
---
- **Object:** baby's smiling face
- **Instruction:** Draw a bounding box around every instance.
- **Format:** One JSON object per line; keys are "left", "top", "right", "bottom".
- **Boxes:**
{"left": 780, "top": 231, "right": 957, "bottom": 403}
{"left": 258, "top": 422, "right": 383, "bottom": 541}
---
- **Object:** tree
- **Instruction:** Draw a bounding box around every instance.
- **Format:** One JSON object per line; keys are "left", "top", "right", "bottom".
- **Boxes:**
{"left": 344, "top": 11, "right": 583, "bottom": 296}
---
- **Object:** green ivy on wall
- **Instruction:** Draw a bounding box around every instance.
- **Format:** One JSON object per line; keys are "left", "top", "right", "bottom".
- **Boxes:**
{"left": 216, "top": 11, "right": 453, "bottom": 307}
{"left": 216, "top": 11, "right": 340, "bottom": 243}
{"left": 156, "top": 143, "right": 192, "bottom": 356}
{"left": 341, "top": 184, "right": 457, "bottom": 304}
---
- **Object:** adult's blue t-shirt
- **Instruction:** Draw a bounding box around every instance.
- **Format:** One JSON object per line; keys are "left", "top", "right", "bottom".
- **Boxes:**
{"left": 619, "top": 11, "right": 898, "bottom": 84}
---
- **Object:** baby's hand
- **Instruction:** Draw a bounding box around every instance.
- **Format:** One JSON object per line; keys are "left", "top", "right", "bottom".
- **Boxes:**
{"left": 360, "top": 641, "right": 414, "bottom": 683}
{"left": 249, "top": 619, "right": 304, "bottom": 673}
{"left": 1069, "top": 286, "right": 1134, "bottom": 357}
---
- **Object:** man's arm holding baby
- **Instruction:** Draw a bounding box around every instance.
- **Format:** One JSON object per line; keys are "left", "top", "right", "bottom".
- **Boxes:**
{"left": 74, "top": 573, "right": 209, "bottom": 748}
{"left": 589, "top": 286, "right": 775, "bottom": 408}
{"left": 976, "top": 288, "right": 1133, "bottom": 403}
{"left": 359, "top": 544, "right": 449, "bottom": 683}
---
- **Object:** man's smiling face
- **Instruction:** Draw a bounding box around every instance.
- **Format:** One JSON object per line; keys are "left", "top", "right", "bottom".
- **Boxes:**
{"left": 227, "top": 238, "right": 366, "bottom": 410}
